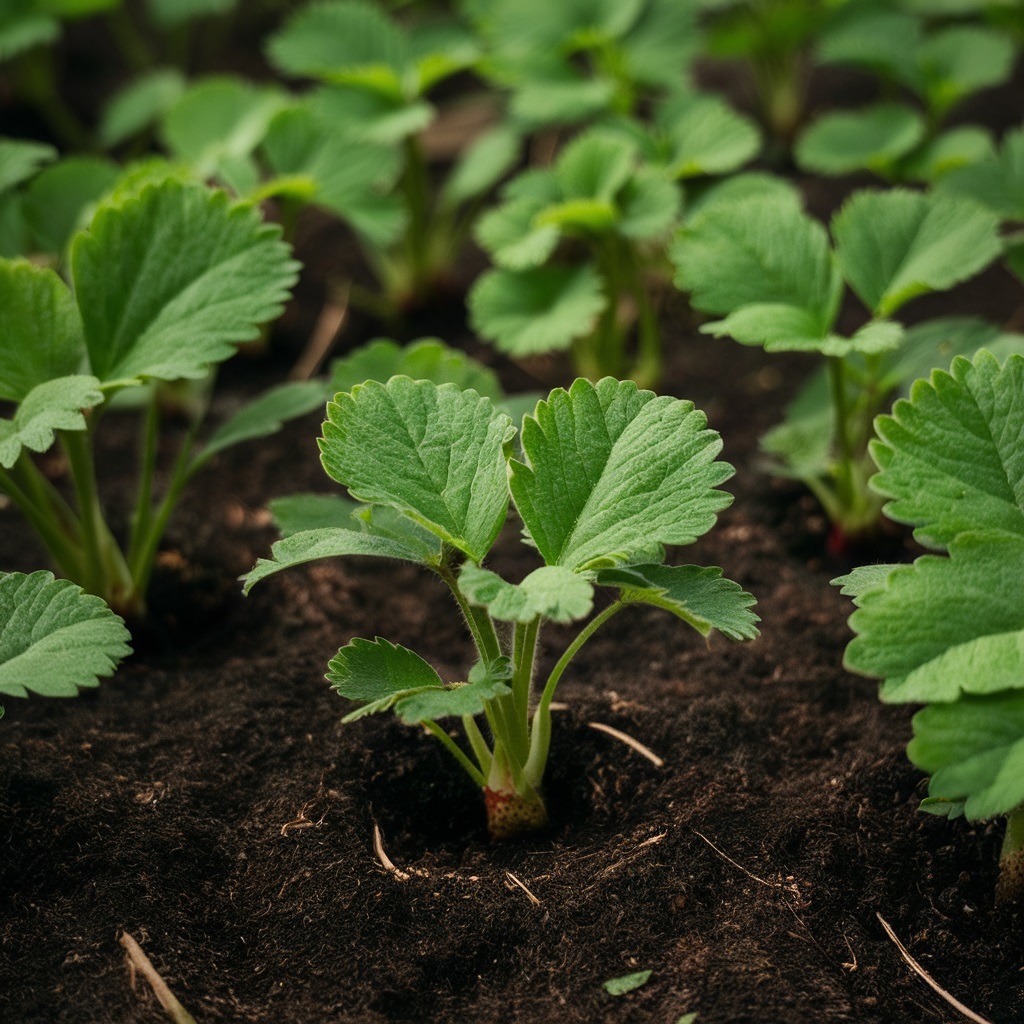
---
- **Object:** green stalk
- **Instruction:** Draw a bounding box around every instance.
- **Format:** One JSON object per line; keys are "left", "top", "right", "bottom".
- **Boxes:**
{"left": 827, "top": 356, "right": 861, "bottom": 528}
{"left": 104, "top": 6, "right": 154, "bottom": 72}
{"left": 624, "top": 246, "right": 662, "bottom": 389}
{"left": 461, "top": 713, "right": 493, "bottom": 777}
{"left": 524, "top": 600, "right": 625, "bottom": 786}
{"left": 400, "top": 134, "right": 432, "bottom": 304}
{"left": 997, "top": 807, "right": 1024, "bottom": 905}
{"left": 423, "top": 721, "right": 486, "bottom": 788}
{"left": 127, "top": 387, "right": 161, "bottom": 569}
{"left": 590, "top": 237, "right": 626, "bottom": 379}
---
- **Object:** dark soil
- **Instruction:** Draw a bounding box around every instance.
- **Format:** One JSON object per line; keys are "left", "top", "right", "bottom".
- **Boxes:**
{"left": 4, "top": 26, "right": 1024, "bottom": 1024}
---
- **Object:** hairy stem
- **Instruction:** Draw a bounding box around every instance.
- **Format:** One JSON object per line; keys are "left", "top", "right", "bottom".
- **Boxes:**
{"left": 997, "top": 807, "right": 1024, "bottom": 905}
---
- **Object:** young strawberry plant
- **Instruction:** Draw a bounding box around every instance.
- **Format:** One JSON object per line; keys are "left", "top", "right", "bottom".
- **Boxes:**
{"left": 266, "top": 0, "right": 519, "bottom": 312}
{"left": 0, "top": 570, "right": 131, "bottom": 722}
{"left": 468, "top": 127, "right": 681, "bottom": 387}
{"left": 671, "top": 185, "right": 1004, "bottom": 542}
{"left": 0, "top": 176, "right": 318, "bottom": 619}
{"left": 244, "top": 375, "right": 758, "bottom": 839}
{"left": 796, "top": 6, "right": 1015, "bottom": 182}
{"left": 836, "top": 350, "right": 1024, "bottom": 903}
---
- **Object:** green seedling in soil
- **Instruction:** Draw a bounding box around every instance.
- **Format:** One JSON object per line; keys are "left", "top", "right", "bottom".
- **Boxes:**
{"left": 0, "top": 570, "right": 131, "bottom": 722}
{"left": 266, "top": 0, "right": 520, "bottom": 313}
{"left": 462, "top": 0, "right": 703, "bottom": 130}
{"left": 469, "top": 127, "right": 682, "bottom": 388}
{"left": 835, "top": 351, "right": 1024, "bottom": 904}
{"left": 671, "top": 184, "right": 1004, "bottom": 544}
{"left": 244, "top": 375, "right": 758, "bottom": 839}
{"left": 701, "top": 0, "right": 840, "bottom": 150}
{"left": 796, "top": 6, "right": 1016, "bottom": 183}
{"left": 0, "top": 176, "right": 318, "bottom": 620}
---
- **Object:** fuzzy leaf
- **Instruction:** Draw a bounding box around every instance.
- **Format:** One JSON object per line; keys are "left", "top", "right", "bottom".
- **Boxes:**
{"left": 392, "top": 657, "right": 512, "bottom": 724}
{"left": 510, "top": 378, "right": 733, "bottom": 571}
{"left": 554, "top": 131, "right": 635, "bottom": 202}
{"left": 0, "top": 258, "right": 84, "bottom": 401}
{"left": 0, "top": 571, "right": 130, "bottom": 702}
{"left": 909, "top": 692, "right": 1024, "bottom": 821}
{"left": 24, "top": 157, "right": 119, "bottom": 255}
{"left": 320, "top": 377, "right": 513, "bottom": 563}
{"left": 469, "top": 264, "right": 606, "bottom": 356}
{"left": 194, "top": 380, "right": 325, "bottom": 469}
{"left": 459, "top": 564, "right": 594, "bottom": 624}
{"left": 99, "top": 68, "right": 186, "bottom": 148}
{"left": 870, "top": 351, "right": 1024, "bottom": 548}
{"left": 795, "top": 103, "right": 925, "bottom": 177}
{"left": 268, "top": 493, "right": 360, "bottom": 536}
{"left": 71, "top": 180, "right": 298, "bottom": 386}
{"left": 242, "top": 523, "right": 437, "bottom": 593}
{"left": 832, "top": 564, "right": 900, "bottom": 600}
{"left": 672, "top": 195, "right": 840, "bottom": 343}
{"left": 831, "top": 189, "right": 1001, "bottom": 319}
{"left": 657, "top": 92, "right": 761, "bottom": 178}
{"left": 845, "top": 532, "right": 1024, "bottom": 703}
{"left": 329, "top": 337, "right": 502, "bottom": 400}
{"left": 474, "top": 197, "right": 560, "bottom": 270}
{"left": 0, "top": 375, "right": 103, "bottom": 467}
{"left": 597, "top": 563, "right": 758, "bottom": 640}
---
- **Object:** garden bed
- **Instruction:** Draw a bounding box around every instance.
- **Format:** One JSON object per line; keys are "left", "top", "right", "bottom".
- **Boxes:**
{"left": 2, "top": 264, "right": 1023, "bottom": 1022}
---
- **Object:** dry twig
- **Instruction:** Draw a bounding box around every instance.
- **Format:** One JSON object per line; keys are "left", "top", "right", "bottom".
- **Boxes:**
{"left": 119, "top": 932, "right": 198, "bottom": 1024}
{"left": 588, "top": 721, "right": 664, "bottom": 767}
{"left": 505, "top": 871, "right": 541, "bottom": 906}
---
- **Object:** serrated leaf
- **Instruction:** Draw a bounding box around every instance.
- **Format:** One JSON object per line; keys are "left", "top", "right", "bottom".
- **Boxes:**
{"left": 474, "top": 197, "right": 560, "bottom": 270}
{"left": 510, "top": 378, "right": 733, "bottom": 571}
{"left": 683, "top": 172, "right": 802, "bottom": 225}
{"left": 319, "top": 377, "right": 513, "bottom": 563}
{"left": 0, "top": 137, "right": 57, "bottom": 194}
{"left": 394, "top": 656, "right": 512, "bottom": 723}
{"left": 242, "top": 524, "right": 436, "bottom": 593}
{"left": 327, "top": 636, "right": 443, "bottom": 713}
{"left": 672, "top": 195, "right": 840, "bottom": 341}
{"left": 268, "top": 493, "right": 360, "bottom": 536}
{"left": 460, "top": 564, "right": 593, "bottom": 624}
{"left": 99, "top": 68, "right": 186, "bottom": 148}
{"left": 832, "top": 189, "right": 1001, "bottom": 319}
{"left": 193, "top": 380, "right": 324, "bottom": 470}
{"left": 871, "top": 351, "right": 1024, "bottom": 547}
{"left": 597, "top": 563, "right": 758, "bottom": 640}
{"left": 24, "top": 156, "right": 119, "bottom": 255}
{"left": 831, "top": 564, "right": 900, "bottom": 600}
{"left": 845, "top": 533, "right": 1024, "bottom": 703}
{"left": 554, "top": 131, "right": 635, "bottom": 202}
{"left": 0, "top": 571, "right": 130, "bottom": 701}
{"left": 617, "top": 166, "right": 680, "bottom": 241}
{"left": 795, "top": 103, "right": 925, "bottom": 178}
{"left": 329, "top": 337, "right": 502, "bottom": 399}
{"left": 0, "top": 375, "right": 103, "bottom": 467}
{"left": 0, "top": 258, "right": 84, "bottom": 401}
{"left": 468, "top": 264, "right": 606, "bottom": 356}
{"left": 71, "top": 180, "right": 298, "bottom": 386}
{"left": 161, "top": 77, "right": 286, "bottom": 179}
{"left": 308, "top": 85, "right": 434, "bottom": 145}
{"left": 909, "top": 692, "right": 1024, "bottom": 821}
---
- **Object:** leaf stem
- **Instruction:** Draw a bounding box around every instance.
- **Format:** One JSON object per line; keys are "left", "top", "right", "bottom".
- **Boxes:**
{"left": 423, "top": 721, "right": 486, "bottom": 788}
{"left": 128, "top": 387, "right": 161, "bottom": 568}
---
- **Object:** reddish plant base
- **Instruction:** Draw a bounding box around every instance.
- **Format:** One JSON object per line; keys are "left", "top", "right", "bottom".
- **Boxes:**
{"left": 484, "top": 785, "right": 548, "bottom": 841}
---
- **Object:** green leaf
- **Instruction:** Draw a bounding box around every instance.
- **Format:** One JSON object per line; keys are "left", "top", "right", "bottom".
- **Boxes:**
{"left": 24, "top": 156, "right": 119, "bottom": 256}
{"left": 910, "top": 692, "right": 1024, "bottom": 821}
{"left": 672, "top": 195, "right": 840, "bottom": 342}
{"left": 509, "top": 378, "right": 733, "bottom": 571}
{"left": 0, "top": 10, "right": 59, "bottom": 62}
{"left": 146, "top": 0, "right": 235, "bottom": 27}
{"left": 871, "top": 351, "right": 1024, "bottom": 548}
{"left": 902, "top": 126, "right": 995, "bottom": 185}
{"left": 468, "top": 264, "right": 606, "bottom": 357}
{"left": 242, "top": 524, "right": 437, "bottom": 593}
{"left": 617, "top": 165, "right": 680, "bottom": 241}
{"left": 0, "top": 258, "right": 84, "bottom": 401}
{"left": 831, "top": 189, "right": 1001, "bottom": 319}
{"left": 266, "top": 0, "right": 407, "bottom": 95}
{"left": 937, "top": 128, "right": 1024, "bottom": 220}
{"left": 509, "top": 72, "right": 616, "bottom": 129}
{"left": 99, "top": 68, "right": 186, "bottom": 149}
{"left": 0, "top": 375, "right": 103, "bottom": 467}
{"left": 71, "top": 180, "right": 298, "bottom": 386}
{"left": 917, "top": 26, "right": 1015, "bottom": 119}
{"left": 161, "top": 77, "right": 286, "bottom": 179}
{"left": 320, "top": 377, "right": 514, "bottom": 563}
{"left": 329, "top": 337, "right": 502, "bottom": 400}
{"left": 845, "top": 533, "right": 1024, "bottom": 703}
{"left": 308, "top": 84, "right": 434, "bottom": 145}
{"left": 831, "top": 564, "right": 900, "bottom": 600}
{"left": 193, "top": 380, "right": 325, "bottom": 470}
{"left": 554, "top": 130, "right": 636, "bottom": 203}
{"left": 459, "top": 564, "right": 594, "bottom": 624}
{"left": 603, "top": 970, "right": 652, "bottom": 996}
{"left": 0, "top": 137, "right": 57, "bottom": 194}
{"left": 268, "top": 493, "right": 360, "bottom": 536}
{"left": 0, "top": 571, "right": 130, "bottom": 702}
{"left": 597, "top": 563, "right": 758, "bottom": 640}
{"left": 657, "top": 92, "right": 761, "bottom": 178}
{"left": 442, "top": 123, "right": 521, "bottom": 208}
{"left": 474, "top": 197, "right": 560, "bottom": 270}
{"left": 795, "top": 103, "right": 925, "bottom": 178}
{"left": 816, "top": 9, "right": 920, "bottom": 83}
